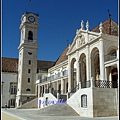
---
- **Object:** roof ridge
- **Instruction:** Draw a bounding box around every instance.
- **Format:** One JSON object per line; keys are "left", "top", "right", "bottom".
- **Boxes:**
{"left": 37, "top": 59, "right": 55, "bottom": 62}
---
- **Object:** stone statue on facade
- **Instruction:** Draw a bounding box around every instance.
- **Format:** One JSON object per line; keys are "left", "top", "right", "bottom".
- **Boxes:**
{"left": 86, "top": 20, "right": 89, "bottom": 31}
{"left": 99, "top": 22, "right": 103, "bottom": 34}
{"left": 81, "top": 20, "right": 84, "bottom": 30}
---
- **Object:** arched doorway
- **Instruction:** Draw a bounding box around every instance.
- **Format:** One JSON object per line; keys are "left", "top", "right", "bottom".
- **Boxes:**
{"left": 71, "top": 58, "right": 77, "bottom": 90}
{"left": 80, "top": 53, "right": 86, "bottom": 87}
{"left": 91, "top": 47, "right": 100, "bottom": 80}
{"left": 111, "top": 67, "right": 118, "bottom": 88}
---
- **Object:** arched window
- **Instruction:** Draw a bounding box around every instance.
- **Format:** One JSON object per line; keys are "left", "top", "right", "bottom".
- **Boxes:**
{"left": 28, "top": 31, "right": 33, "bottom": 40}
{"left": 81, "top": 94, "right": 87, "bottom": 108}
{"left": 111, "top": 51, "right": 116, "bottom": 56}
{"left": 26, "top": 88, "right": 31, "bottom": 91}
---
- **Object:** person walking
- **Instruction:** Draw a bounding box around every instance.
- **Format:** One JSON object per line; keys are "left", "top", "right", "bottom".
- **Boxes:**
{"left": 5, "top": 103, "right": 7, "bottom": 110}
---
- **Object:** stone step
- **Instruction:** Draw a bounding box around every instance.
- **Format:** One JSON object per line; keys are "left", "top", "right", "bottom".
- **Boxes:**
{"left": 17, "top": 98, "right": 38, "bottom": 109}
{"left": 37, "top": 104, "right": 79, "bottom": 116}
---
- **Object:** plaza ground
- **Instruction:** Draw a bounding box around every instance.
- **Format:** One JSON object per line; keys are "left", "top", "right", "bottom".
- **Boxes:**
{"left": 1, "top": 108, "right": 119, "bottom": 120}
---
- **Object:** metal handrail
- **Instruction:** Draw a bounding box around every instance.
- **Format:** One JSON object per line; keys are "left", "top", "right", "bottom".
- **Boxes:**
{"left": 94, "top": 80, "right": 118, "bottom": 88}
{"left": 68, "top": 83, "right": 80, "bottom": 98}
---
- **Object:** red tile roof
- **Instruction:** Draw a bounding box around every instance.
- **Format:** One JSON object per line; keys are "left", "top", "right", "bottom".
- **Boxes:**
{"left": 37, "top": 60, "right": 55, "bottom": 71}
{"left": 92, "top": 18, "right": 118, "bottom": 36}
{"left": 54, "top": 46, "right": 69, "bottom": 65}
{"left": 2, "top": 57, "right": 55, "bottom": 73}
{"left": 2, "top": 57, "right": 18, "bottom": 73}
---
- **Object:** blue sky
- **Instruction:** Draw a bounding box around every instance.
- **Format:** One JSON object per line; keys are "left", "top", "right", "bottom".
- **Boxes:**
{"left": 2, "top": 0, "right": 118, "bottom": 62}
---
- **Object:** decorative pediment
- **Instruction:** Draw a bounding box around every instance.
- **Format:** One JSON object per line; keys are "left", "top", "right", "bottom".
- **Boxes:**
{"left": 67, "top": 30, "right": 86, "bottom": 55}
{"left": 89, "top": 34, "right": 98, "bottom": 41}
{"left": 67, "top": 20, "right": 102, "bottom": 55}
{"left": 67, "top": 30, "right": 100, "bottom": 55}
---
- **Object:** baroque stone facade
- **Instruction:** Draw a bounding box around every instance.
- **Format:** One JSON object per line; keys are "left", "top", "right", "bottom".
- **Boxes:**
{"left": 1, "top": 12, "right": 118, "bottom": 117}
{"left": 37, "top": 19, "right": 118, "bottom": 117}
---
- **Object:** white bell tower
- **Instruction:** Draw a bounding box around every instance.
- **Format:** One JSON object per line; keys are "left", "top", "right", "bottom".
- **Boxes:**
{"left": 16, "top": 12, "right": 39, "bottom": 107}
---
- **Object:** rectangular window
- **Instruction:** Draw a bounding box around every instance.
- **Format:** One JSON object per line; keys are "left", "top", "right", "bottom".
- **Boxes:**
{"left": 10, "top": 83, "right": 17, "bottom": 94}
{"left": 28, "top": 78, "right": 30, "bottom": 83}
{"left": 29, "top": 60, "right": 31, "bottom": 65}
{"left": 28, "top": 69, "right": 31, "bottom": 73}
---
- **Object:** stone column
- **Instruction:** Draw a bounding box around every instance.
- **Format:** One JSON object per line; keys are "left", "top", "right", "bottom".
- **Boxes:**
{"left": 49, "top": 82, "right": 52, "bottom": 93}
{"left": 57, "top": 81, "right": 59, "bottom": 99}
{"left": 41, "top": 86, "right": 43, "bottom": 97}
{"left": 45, "top": 84, "right": 47, "bottom": 94}
{"left": 64, "top": 79, "right": 66, "bottom": 93}
{"left": 86, "top": 45, "right": 90, "bottom": 81}
{"left": 38, "top": 84, "right": 40, "bottom": 109}
{"left": 61, "top": 78, "right": 64, "bottom": 94}
{"left": 54, "top": 81, "right": 57, "bottom": 91}
{"left": 90, "top": 77, "right": 94, "bottom": 88}
{"left": 52, "top": 82, "right": 55, "bottom": 94}
{"left": 68, "top": 56, "right": 71, "bottom": 92}
{"left": 46, "top": 84, "right": 48, "bottom": 93}
{"left": 99, "top": 38, "right": 105, "bottom": 80}
{"left": 76, "top": 51, "right": 80, "bottom": 85}
{"left": 42, "top": 85, "right": 44, "bottom": 96}
{"left": 105, "top": 67, "right": 109, "bottom": 80}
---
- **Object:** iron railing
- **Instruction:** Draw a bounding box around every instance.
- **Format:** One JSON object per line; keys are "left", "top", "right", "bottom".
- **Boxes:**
{"left": 40, "top": 70, "right": 68, "bottom": 83}
{"left": 68, "top": 82, "right": 81, "bottom": 98}
{"left": 94, "top": 80, "right": 118, "bottom": 88}
{"left": 70, "top": 83, "right": 80, "bottom": 93}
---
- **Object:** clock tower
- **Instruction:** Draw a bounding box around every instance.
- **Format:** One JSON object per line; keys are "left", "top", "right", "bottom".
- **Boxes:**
{"left": 16, "top": 12, "right": 39, "bottom": 107}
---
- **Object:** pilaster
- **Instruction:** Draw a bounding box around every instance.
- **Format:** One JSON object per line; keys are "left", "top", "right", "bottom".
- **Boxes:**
{"left": 61, "top": 78, "right": 64, "bottom": 94}
{"left": 68, "top": 56, "right": 71, "bottom": 92}
{"left": 38, "top": 84, "right": 40, "bottom": 109}
{"left": 76, "top": 51, "right": 80, "bottom": 85}
{"left": 86, "top": 45, "right": 90, "bottom": 81}
{"left": 99, "top": 38, "right": 105, "bottom": 80}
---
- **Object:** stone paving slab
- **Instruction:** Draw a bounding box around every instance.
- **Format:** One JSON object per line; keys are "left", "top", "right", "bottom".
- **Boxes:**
{"left": 2, "top": 111, "right": 23, "bottom": 120}
{"left": 1, "top": 108, "right": 119, "bottom": 120}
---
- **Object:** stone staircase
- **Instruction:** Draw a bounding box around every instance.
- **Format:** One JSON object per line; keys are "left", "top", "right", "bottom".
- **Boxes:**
{"left": 17, "top": 97, "right": 38, "bottom": 109}
{"left": 37, "top": 104, "right": 79, "bottom": 116}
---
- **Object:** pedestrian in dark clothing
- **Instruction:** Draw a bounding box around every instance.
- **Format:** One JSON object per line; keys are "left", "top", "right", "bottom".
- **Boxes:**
{"left": 5, "top": 103, "right": 7, "bottom": 110}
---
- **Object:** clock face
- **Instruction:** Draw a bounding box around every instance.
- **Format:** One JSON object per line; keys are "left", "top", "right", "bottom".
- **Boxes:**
{"left": 28, "top": 16, "right": 35, "bottom": 23}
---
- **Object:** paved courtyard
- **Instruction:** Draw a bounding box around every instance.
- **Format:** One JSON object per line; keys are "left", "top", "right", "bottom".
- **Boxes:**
{"left": 1, "top": 108, "right": 119, "bottom": 120}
